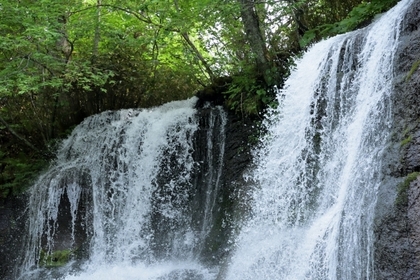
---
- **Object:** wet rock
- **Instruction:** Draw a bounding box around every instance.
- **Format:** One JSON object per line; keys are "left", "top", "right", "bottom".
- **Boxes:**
{"left": 374, "top": 1, "right": 420, "bottom": 279}
{"left": 407, "top": 178, "right": 420, "bottom": 278}
{"left": 190, "top": 107, "right": 258, "bottom": 265}
{"left": 0, "top": 195, "right": 28, "bottom": 279}
{"left": 195, "top": 77, "right": 233, "bottom": 108}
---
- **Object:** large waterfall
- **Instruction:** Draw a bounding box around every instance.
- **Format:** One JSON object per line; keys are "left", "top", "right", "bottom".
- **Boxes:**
{"left": 16, "top": 0, "right": 413, "bottom": 279}
{"left": 225, "top": 1, "right": 412, "bottom": 279}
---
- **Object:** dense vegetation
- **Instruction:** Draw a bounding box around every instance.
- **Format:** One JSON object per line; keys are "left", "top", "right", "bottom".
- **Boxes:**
{"left": 0, "top": 0, "right": 398, "bottom": 197}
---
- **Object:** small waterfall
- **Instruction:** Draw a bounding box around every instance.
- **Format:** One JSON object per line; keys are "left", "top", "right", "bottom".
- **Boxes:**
{"left": 226, "top": 1, "right": 412, "bottom": 279}
{"left": 17, "top": 98, "right": 228, "bottom": 280}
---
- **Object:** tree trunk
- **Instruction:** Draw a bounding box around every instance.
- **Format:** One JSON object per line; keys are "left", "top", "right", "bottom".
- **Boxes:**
{"left": 93, "top": 0, "right": 101, "bottom": 60}
{"left": 237, "top": 0, "right": 271, "bottom": 85}
{"left": 286, "top": 0, "right": 308, "bottom": 38}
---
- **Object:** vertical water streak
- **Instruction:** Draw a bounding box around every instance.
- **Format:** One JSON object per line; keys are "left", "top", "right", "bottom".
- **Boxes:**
{"left": 200, "top": 106, "right": 227, "bottom": 240}
{"left": 226, "top": 1, "right": 413, "bottom": 279}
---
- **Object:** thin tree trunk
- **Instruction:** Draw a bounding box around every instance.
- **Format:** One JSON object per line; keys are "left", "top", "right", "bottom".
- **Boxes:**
{"left": 237, "top": 0, "right": 271, "bottom": 85}
{"left": 287, "top": 0, "right": 308, "bottom": 38}
{"left": 93, "top": 0, "right": 101, "bottom": 59}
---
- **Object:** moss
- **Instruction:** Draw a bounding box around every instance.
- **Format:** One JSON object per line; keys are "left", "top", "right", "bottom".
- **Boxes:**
{"left": 396, "top": 172, "right": 420, "bottom": 207}
{"left": 39, "top": 249, "right": 73, "bottom": 268}
{"left": 401, "top": 135, "right": 412, "bottom": 146}
{"left": 405, "top": 59, "right": 420, "bottom": 82}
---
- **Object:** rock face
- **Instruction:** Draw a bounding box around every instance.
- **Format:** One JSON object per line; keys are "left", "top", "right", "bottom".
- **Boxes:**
{"left": 187, "top": 106, "right": 258, "bottom": 265}
{"left": 374, "top": 1, "right": 420, "bottom": 279}
{"left": 195, "top": 77, "right": 233, "bottom": 108}
{"left": 0, "top": 196, "right": 27, "bottom": 279}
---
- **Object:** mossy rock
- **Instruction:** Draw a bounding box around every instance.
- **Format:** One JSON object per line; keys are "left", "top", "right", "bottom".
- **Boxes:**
{"left": 396, "top": 172, "right": 419, "bottom": 207}
{"left": 406, "top": 59, "right": 420, "bottom": 82}
{"left": 401, "top": 135, "right": 412, "bottom": 146}
{"left": 39, "top": 249, "right": 73, "bottom": 268}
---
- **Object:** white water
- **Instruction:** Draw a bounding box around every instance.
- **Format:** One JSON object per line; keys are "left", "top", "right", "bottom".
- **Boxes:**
{"left": 225, "top": 1, "right": 412, "bottom": 279}
{"left": 17, "top": 0, "right": 413, "bottom": 279}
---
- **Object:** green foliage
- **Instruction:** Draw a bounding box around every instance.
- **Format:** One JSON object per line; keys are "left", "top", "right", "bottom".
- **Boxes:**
{"left": 396, "top": 172, "right": 420, "bottom": 207}
{"left": 300, "top": 0, "right": 399, "bottom": 47}
{"left": 224, "top": 74, "right": 277, "bottom": 116}
{"left": 0, "top": 0, "right": 207, "bottom": 196}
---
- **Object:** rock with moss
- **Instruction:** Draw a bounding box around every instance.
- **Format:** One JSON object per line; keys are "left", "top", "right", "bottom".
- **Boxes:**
{"left": 395, "top": 172, "right": 420, "bottom": 207}
{"left": 374, "top": 2, "right": 420, "bottom": 278}
{"left": 39, "top": 249, "right": 73, "bottom": 268}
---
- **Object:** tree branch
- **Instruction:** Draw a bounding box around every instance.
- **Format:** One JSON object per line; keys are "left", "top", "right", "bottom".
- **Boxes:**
{"left": 0, "top": 115, "right": 40, "bottom": 153}
{"left": 180, "top": 32, "right": 215, "bottom": 80}
{"left": 173, "top": 0, "right": 215, "bottom": 80}
{"left": 72, "top": 2, "right": 215, "bottom": 79}
{"left": 71, "top": 4, "right": 178, "bottom": 32}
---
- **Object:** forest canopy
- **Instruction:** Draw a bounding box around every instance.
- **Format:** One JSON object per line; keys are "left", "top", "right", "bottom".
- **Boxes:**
{"left": 0, "top": 0, "right": 398, "bottom": 197}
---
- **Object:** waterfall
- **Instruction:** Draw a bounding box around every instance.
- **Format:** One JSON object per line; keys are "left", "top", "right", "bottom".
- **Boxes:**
{"left": 226, "top": 0, "right": 412, "bottom": 279}
{"left": 17, "top": 99, "right": 228, "bottom": 280}
{"left": 15, "top": 0, "right": 414, "bottom": 279}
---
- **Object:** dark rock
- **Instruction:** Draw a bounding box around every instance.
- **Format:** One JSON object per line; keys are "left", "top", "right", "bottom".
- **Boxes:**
{"left": 195, "top": 77, "right": 233, "bottom": 108}
{"left": 190, "top": 106, "right": 258, "bottom": 265}
{"left": 0, "top": 195, "right": 28, "bottom": 280}
{"left": 407, "top": 178, "right": 420, "bottom": 277}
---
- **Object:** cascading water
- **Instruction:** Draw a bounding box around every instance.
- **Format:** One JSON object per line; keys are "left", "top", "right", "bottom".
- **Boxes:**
{"left": 17, "top": 99, "right": 228, "bottom": 280}
{"left": 15, "top": 0, "right": 414, "bottom": 279}
{"left": 226, "top": 1, "right": 412, "bottom": 279}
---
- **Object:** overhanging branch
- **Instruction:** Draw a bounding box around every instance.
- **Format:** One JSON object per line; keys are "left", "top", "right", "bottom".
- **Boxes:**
{"left": 0, "top": 115, "right": 40, "bottom": 153}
